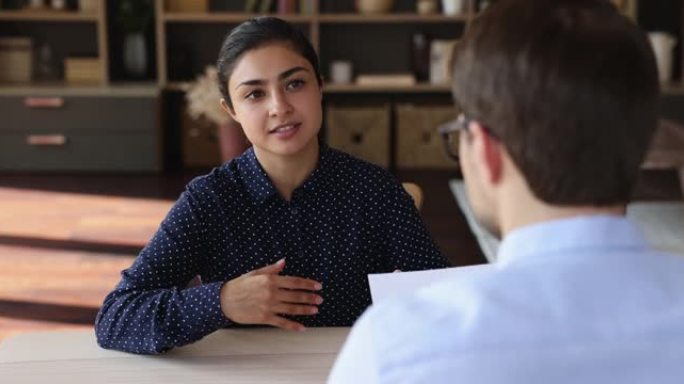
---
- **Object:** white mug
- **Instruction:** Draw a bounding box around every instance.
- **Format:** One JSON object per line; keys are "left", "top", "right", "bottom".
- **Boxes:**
{"left": 330, "top": 61, "right": 353, "bottom": 84}
{"left": 648, "top": 32, "right": 677, "bottom": 83}
{"left": 441, "top": 0, "right": 465, "bottom": 15}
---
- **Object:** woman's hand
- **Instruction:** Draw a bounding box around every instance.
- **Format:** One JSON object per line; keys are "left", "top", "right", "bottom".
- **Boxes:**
{"left": 219, "top": 259, "right": 323, "bottom": 331}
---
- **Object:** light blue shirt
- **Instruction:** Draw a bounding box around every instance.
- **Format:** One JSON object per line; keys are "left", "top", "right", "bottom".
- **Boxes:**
{"left": 328, "top": 216, "right": 684, "bottom": 383}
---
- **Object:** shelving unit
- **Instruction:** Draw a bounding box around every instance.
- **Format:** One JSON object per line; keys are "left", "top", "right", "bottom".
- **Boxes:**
{"left": 0, "top": 6, "right": 109, "bottom": 85}
{"left": 0, "top": 0, "right": 682, "bottom": 172}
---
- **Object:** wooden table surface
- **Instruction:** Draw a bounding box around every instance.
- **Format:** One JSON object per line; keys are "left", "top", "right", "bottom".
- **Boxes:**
{"left": 0, "top": 327, "right": 350, "bottom": 383}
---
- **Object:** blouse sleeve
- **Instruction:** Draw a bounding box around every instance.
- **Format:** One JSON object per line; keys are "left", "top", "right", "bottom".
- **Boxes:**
{"left": 94, "top": 178, "right": 231, "bottom": 354}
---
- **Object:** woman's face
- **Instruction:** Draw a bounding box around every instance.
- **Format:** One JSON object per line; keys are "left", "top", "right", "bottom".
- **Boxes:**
{"left": 223, "top": 43, "right": 322, "bottom": 159}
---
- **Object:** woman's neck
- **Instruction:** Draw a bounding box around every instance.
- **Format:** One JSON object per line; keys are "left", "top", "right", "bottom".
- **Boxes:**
{"left": 254, "top": 140, "right": 320, "bottom": 201}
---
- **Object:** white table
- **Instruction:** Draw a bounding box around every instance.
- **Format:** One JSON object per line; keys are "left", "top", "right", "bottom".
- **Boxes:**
{"left": 0, "top": 327, "right": 350, "bottom": 383}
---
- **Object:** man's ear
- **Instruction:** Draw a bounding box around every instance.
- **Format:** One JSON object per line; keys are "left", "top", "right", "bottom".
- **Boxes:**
{"left": 470, "top": 122, "right": 504, "bottom": 185}
{"left": 220, "top": 99, "right": 239, "bottom": 123}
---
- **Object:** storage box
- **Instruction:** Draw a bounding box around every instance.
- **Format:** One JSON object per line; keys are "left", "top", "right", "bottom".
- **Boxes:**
{"left": 78, "top": 0, "right": 99, "bottom": 14}
{"left": 0, "top": 37, "right": 32, "bottom": 83}
{"left": 396, "top": 104, "right": 457, "bottom": 169}
{"left": 166, "top": 0, "right": 208, "bottom": 12}
{"left": 326, "top": 104, "right": 390, "bottom": 168}
{"left": 64, "top": 57, "right": 103, "bottom": 84}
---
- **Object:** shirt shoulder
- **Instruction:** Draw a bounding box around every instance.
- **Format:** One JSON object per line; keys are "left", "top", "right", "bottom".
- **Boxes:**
{"left": 183, "top": 159, "right": 248, "bottom": 208}
{"left": 325, "top": 148, "right": 402, "bottom": 193}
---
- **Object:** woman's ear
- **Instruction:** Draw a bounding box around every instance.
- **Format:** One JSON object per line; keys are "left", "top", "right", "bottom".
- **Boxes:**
{"left": 220, "top": 98, "right": 239, "bottom": 123}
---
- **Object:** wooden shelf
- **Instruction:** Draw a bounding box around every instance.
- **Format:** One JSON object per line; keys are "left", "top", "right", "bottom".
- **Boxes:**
{"left": 162, "top": 12, "right": 314, "bottom": 23}
{"left": 0, "top": 10, "right": 99, "bottom": 22}
{"left": 0, "top": 83, "right": 159, "bottom": 97}
{"left": 164, "top": 82, "right": 452, "bottom": 94}
{"left": 318, "top": 13, "right": 469, "bottom": 23}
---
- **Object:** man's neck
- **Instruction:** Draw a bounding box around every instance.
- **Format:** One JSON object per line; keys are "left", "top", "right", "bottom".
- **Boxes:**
{"left": 254, "top": 140, "right": 320, "bottom": 201}
{"left": 498, "top": 177, "right": 626, "bottom": 237}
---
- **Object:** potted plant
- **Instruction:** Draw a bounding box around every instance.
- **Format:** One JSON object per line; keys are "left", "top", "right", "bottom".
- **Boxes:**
{"left": 186, "top": 66, "right": 250, "bottom": 162}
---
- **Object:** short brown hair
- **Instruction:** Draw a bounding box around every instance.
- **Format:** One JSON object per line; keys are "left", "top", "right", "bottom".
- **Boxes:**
{"left": 452, "top": 0, "right": 659, "bottom": 205}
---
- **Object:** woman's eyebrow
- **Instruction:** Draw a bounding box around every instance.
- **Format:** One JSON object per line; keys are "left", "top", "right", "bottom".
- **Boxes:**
{"left": 236, "top": 66, "right": 309, "bottom": 90}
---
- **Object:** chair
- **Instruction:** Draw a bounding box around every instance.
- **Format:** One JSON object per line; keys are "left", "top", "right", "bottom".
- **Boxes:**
{"left": 402, "top": 182, "right": 424, "bottom": 211}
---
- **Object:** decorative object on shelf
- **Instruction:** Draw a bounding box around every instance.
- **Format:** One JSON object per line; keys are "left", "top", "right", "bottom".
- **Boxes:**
{"left": 356, "top": 73, "right": 416, "bottom": 86}
{"left": 429, "top": 39, "right": 457, "bottom": 84}
{"left": 166, "top": 0, "right": 208, "bottom": 13}
{"left": 299, "top": 0, "right": 315, "bottom": 14}
{"left": 416, "top": 0, "right": 438, "bottom": 15}
{"left": 441, "top": 0, "right": 464, "bottom": 15}
{"left": 50, "top": 0, "right": 65, "bottom": 10}
{"left": 648, "top": 32, "right": 677, "bottom": 83}
{"left": 64, "top": 57, "right": 102, "bottom": 84}
{"left": 78, "top": 0, "right": 98, "bottom": 14}
{"left": 611, "top": 0, "right": 637, "bottom": 20}
{"left": 26, "top": 0, "right": 45, "bottom": 10}
{"left": 411, "top": 32, "right": 430, "bottom": 82}
{"left": 33, "top": 41, "right": 60, "bottom": 81}
{"left": 0, "top": 37, "right": 32, "bottom": 83}
{"left": 277, "top": 0, "right": 296, "bottom": 14}
{"left": 259, "top": 0, "right": 274, "bottom": 13}
{"left": 479, "top": 0, "right": 492, "bottom": 11}
{"left": 245, "top": 0, "right": 259, "bottom": 12}
{"left": 186, "top": 66, "right": 250, "bottom": 163}
{"left": 330, "top": 60, "right": 353, "bottom": 84}
{"left": 118, "top": 0, "right": 153, "bottom": 78}
{"left": 356, "top": 0, "right": 394, "bottom": 14}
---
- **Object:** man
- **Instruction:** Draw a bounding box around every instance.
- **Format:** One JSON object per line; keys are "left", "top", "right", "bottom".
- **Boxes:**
{"left": 328, "top": 0, "right": 684, "bottom": 382}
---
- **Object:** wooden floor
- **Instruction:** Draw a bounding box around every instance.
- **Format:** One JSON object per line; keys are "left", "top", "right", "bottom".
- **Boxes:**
{"left": 0, "top": 169, "right": 492, "bottom": 343}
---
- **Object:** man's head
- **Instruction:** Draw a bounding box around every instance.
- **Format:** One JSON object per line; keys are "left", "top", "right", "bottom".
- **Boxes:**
{"left": 451, "top": 0, "right": 659, "bottom": 235}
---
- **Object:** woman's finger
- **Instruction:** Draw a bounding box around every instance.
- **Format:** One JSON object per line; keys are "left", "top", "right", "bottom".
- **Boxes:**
{"left": 276, "top": 290, "right": 323, "bottom": 306}
{"left": 265, "top": 315, "right": 306, "bottom": 332}
{"left": 273, "top": 303, "right": 319, "bottom": 316}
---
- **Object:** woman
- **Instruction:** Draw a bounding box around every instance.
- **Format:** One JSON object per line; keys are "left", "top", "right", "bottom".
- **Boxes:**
{"left": 95, "top": 17, "right": 449, "bottom": 355}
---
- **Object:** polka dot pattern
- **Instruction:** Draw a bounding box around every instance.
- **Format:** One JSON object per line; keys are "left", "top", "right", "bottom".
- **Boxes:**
{"left": 95, "top": 144, "right": 449, "bottom": 354}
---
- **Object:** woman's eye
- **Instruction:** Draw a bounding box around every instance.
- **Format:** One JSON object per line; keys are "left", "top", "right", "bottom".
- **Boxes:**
{"left": 245, "top": 90, "right": 264, "bottom": 100}
{"left": 287, "top": 79, "right": 305, "bottom": 91}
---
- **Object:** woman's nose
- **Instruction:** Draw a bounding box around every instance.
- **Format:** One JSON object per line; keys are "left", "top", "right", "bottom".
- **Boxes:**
{"left": 269, "top": 90, "right": 293, "bottom": 117}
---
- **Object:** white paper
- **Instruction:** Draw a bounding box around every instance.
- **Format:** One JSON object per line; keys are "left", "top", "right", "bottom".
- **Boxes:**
{"left": 368, "top": 267, "right": 464, "bottom": 303}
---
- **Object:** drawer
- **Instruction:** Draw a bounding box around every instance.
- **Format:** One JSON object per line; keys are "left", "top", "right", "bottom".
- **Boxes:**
{"left": 0, "top": 95, "right": 158, "bottom": 133}
{"left": 396, "top": 104, "right": 456, "bottom": 169}
{"left": 0, "top": 132, "right": 159, "bottom": 171}
{"left": 325, "top": 104, "right": 390, "bottom": 168}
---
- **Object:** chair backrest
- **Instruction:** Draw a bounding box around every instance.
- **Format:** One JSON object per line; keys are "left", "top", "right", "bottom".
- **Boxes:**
{"left": 402, "top": 182, "right": 424, "bottom": 211}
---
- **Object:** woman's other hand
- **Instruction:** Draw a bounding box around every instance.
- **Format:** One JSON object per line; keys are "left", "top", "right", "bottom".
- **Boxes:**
{"left": 220, "top": 259, "right": 323, "bottom": 331}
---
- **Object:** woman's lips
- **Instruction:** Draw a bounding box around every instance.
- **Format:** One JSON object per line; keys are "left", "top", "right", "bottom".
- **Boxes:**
{"left": 270, "top": 122, "right": 301, "bottom": 139}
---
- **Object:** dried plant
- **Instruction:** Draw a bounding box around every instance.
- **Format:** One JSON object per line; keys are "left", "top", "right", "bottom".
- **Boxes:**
{"left": 185, "top": 66, "right": 232, "bottom": 125}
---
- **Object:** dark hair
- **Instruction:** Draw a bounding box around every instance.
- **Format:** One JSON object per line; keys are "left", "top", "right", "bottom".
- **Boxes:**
{"left": 452, "top": 0, "right": 660, "bottom": 205}
{"left": 216, "top": 16, "right": 322, "bottom": 108}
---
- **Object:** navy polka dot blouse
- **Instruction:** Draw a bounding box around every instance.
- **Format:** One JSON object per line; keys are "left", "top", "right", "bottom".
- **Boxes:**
{"left": 95, "top": 144, "right": 449, "bottom": 354}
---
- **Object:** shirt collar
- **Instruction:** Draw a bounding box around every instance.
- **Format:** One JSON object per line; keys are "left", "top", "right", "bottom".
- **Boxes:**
{"left": 235, "top": 142, "right": 332, "bottom": 203}
{"left": 497, "top": 215, "right": 651, "bottom": 266}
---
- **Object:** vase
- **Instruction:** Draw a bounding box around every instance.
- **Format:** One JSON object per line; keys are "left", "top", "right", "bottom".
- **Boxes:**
{"left": 356, "top": 0, "right": 394, "bottom": 14}
{"left": 218, "top": 120, "right": 250, "bottom": 162}
{"left": 123, "top": 32, "right": 147, "bottom": 78}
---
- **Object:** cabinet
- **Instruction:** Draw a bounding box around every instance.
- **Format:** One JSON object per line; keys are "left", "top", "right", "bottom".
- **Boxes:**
{"left": 0, "top": 87, "right": 161, "bottom": 171}
{"left": 0, "top": 1, "right": 160, "bottom": 172}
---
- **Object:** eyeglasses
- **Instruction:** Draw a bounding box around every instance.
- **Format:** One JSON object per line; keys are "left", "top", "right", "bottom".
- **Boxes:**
{"left": 438, "top": 113, "right": 470, "bottom": 162}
